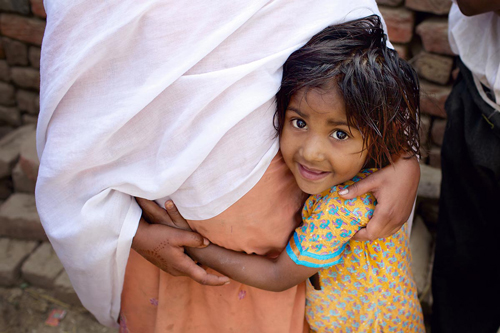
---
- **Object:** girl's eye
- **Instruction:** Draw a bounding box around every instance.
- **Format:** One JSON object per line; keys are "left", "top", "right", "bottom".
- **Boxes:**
{"left": 291, "top": 119, "right": 307, "bottom": 129}
{"left": 331, "top": 130, "right": 349, "bottom": 140}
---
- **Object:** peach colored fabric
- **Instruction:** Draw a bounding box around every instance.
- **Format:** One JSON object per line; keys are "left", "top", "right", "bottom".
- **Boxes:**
{"left": 121, "top": 153, "right": 309, "bottom": 333}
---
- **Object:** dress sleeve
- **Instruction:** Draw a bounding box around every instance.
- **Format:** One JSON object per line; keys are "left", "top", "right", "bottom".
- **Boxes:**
{"left": 286, "top": 170, "right": 377, "bottom": 268}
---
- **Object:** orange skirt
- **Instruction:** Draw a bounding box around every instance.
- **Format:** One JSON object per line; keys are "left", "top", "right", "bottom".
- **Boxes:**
{"left": 121, "top": 153, "right": 309, "bottom": 333}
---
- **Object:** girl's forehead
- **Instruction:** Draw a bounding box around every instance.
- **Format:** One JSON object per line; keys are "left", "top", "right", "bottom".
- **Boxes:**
{"left": 289, "top": 87, "right": 346, "bottom": 118}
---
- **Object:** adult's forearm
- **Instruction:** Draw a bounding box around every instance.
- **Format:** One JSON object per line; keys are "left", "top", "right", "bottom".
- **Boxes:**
{"left": 455, "top": 0, "right": 500, "bottom": 16}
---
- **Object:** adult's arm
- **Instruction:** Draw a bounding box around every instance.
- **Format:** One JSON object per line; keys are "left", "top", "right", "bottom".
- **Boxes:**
{"left": 339, "top": 154, "right": 420, "bottom": 240}
{"left": 132, "top": 200, "right": 230, "bottom": 286}
{"left": 454, "top": 0, "right": 500, "bottom": 16}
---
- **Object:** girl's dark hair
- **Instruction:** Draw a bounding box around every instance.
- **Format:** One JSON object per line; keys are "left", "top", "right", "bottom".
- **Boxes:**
{"left": 275, "top": 15, "right": 420, "bottom": 168}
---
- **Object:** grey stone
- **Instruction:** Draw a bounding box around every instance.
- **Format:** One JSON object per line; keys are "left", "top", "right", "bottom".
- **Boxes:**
{"left": 22, "top": 242, "right": 64, "bottom": 289}
{"left": 54, "top": 270, "right": 82, "bottom": 306}
{"left": 0, "top": 81, "right": 15, "bottom": 106}
{"left": 0, "top": 193, "right": 47, "bottom": 240}
{"left": 2, "top": 37, "right": 28, "bottom": 66}
{"left": 0, "top": 59, "right": 10, "bottom": 82}
{"left": 410, "top": 215, "right": 432, "bottom": 295}
{"left": 418, "top": 163, "right": 441, "bottom": 199}
{"left": 21, "top": 114, "right": 37, "bottom": 125}
{"left": 0, "top": 238, "right": 38, "bottom": 286}
{"left": 0, "top": 105, "right": 21, "bottom": 126}
{"left": 0, "top": 124, "right": 35, "bottom": 178}
{"left": 0, "top": 126, "right": 13, "bottom": 140}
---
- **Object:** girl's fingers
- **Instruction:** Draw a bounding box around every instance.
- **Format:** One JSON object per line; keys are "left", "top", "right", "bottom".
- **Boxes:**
{"left": 136, "top": 197, "right": 175, "bottom": 227}
{"left": 165, "top": 201, "right": 191, "bottom": 230}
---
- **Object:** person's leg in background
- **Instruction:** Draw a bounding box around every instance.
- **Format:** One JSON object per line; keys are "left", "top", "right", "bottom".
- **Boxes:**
{"left": 432, "top": 63, "right": 500, "bottom": 333}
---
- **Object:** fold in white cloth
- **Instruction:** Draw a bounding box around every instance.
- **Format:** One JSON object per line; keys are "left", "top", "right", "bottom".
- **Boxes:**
{"left": 36, "top": 0, "right": 387, "bottom": 326}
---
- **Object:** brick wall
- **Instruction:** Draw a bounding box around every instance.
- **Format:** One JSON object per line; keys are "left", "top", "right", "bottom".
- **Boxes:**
{"left": 0, "top": 0, "right": 448, "bottom": 314}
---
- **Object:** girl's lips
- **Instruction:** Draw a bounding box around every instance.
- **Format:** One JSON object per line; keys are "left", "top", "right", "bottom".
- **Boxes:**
{"left": 298, "top": 163, "right": 330, "bottom": 181}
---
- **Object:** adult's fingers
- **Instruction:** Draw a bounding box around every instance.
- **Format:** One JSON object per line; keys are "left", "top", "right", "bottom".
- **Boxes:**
{"left": 352, "top": 215, "right": 402, "bottom": 241}
{"left": 168, "top": 227, "right": 210, "bottom": 248}
{"left": 136, "top": 197, "right": 175, "bottom": 227}
{"left": 338, "top": 172, "right": 379, "bottom": 199}
{"left": 176, "top": 255, "right": 230, "bottom": 286}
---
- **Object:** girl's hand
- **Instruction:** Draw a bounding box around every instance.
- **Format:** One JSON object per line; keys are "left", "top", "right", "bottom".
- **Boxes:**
{"left": 137, "top": 197, "right": 191, "bottom": 231}
{"left": 338, "top": 155, "right": 420, "bottom": 241}
{"left": 133, "top": 198, "right": 229, "bottom": 286}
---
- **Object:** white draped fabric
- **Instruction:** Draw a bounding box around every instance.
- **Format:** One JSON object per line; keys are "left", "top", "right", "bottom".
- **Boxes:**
{"left": 449, "top": 2, "right": 500, "bottom": 106}
{"left": 36, "top": 0, "right": 386, "bottom": 326}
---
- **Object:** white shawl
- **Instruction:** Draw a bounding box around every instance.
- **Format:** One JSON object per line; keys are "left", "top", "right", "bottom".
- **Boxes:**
{"left": 36, "top": 0, "right": 386, "bottom": 326}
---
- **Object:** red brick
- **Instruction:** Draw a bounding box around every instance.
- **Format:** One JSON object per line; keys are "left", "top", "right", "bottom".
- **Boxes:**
{"left": 416, "top": 18, "right": 454, "bottom": 56}
{"left": 19, "top": 130, "right": 38, "bottom": 183}
{"left": 0, "top": 39, "right": 4, "bottom": 59}
{"left": 428, "top": 146, "right": 441, "bottom": 169}
{"left": 0, "top": 14, "right": 45, "bottom": 46}
{"left": 30, "top": 0, "right": 46, "bottom": 19}
{"left": 420, "top": 114, "right": 431, "bottom": 146}
{"left": 392, "top": 43, "right": 410, "bottom": 60}
{"left": 2, "top": 37, "right": 28, "bottom": 66}
{"left": 0, "top": 0, "right": 30, "bottom": 15}
{"left": 406, "top": 0, "right": 451, "bottom": 15}
{"left": 431, "top": 118, "right": 447, "bottom": 146}
{"left": 0, "top": 60, "right": 10, "bottom": 82}
{"left": 379, "top": 6, "right": 415, "bottom": 43}
{"left": 0, "top": 106, "right": 22, "bottom": 127}
{"left": 420, "top": 81, "right": 451, "bottom": 118}
{"left": 413, "top": 51, "right": 453, "bottom": 85}
{"left": 11, "top": 67, "right": 39, "bottom": 89}
{"left": 28, "top": 46, "right": 40, "bottom": 69}
{"left": 16, "top": 90, "right": 38, "bottom": 115}
{"left": 0, "top": 82, "right": 15, "bottom": 106}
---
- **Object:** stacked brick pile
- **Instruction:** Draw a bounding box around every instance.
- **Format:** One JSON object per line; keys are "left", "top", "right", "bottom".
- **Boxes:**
{"left": 0, "top": 0, "right": 455, "bottom": 326}
{"left": 377, "top": 0, "right": 455, "bottom": 317}
{"left": 0, "top": 0, "right": 82, "bottom": 309}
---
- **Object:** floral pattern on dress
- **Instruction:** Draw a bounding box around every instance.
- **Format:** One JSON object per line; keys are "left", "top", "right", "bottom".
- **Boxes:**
{"left": 286, "top": 169, "right": 425, "bottom": 333}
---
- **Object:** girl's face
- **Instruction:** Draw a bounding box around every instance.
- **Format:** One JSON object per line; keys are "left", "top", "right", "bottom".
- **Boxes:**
{"left": 280, "top": 87, "right": 368, "bottom": 195}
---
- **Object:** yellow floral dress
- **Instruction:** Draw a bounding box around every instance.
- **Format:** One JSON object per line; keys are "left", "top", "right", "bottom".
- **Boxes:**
{"left": 286, "top": 169, "right": 425, "bottom": 333}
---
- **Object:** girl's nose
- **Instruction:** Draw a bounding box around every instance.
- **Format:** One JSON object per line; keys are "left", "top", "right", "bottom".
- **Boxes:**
{"left": 301, "top": 136, "right": 326, "bottom": 162}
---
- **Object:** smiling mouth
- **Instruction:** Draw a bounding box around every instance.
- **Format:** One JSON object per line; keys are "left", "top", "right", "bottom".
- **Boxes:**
{"left": 298, "top": 163, "right": 331, "bottom": 181}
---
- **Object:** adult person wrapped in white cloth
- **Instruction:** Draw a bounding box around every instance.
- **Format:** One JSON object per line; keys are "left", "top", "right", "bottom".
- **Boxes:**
{"left": 36, "top": 0, "right": 420, "bottom": 328}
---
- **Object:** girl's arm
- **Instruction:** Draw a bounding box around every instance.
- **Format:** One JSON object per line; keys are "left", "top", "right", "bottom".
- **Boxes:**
{"left": 162, "top": 200, "right": 319, "bottom": 292}
{"left": 186, "top": 243, "right": 318, "bottom": 292}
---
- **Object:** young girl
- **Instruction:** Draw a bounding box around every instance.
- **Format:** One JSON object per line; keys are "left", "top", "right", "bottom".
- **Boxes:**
{"left": 161, "top": 15, "right": 424, "bottom": 332}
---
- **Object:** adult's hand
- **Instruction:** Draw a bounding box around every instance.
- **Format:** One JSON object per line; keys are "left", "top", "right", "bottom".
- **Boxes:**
{"left": 339, "top": 155, "right": 420, "bottom": 241}
{"left": 132, "top": 198, "right": 229, "bottom": 286}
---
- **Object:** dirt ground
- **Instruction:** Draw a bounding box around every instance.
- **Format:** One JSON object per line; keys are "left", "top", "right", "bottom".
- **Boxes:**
{"left": 0, "top": 286, "right": 117, "bottom": 333}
